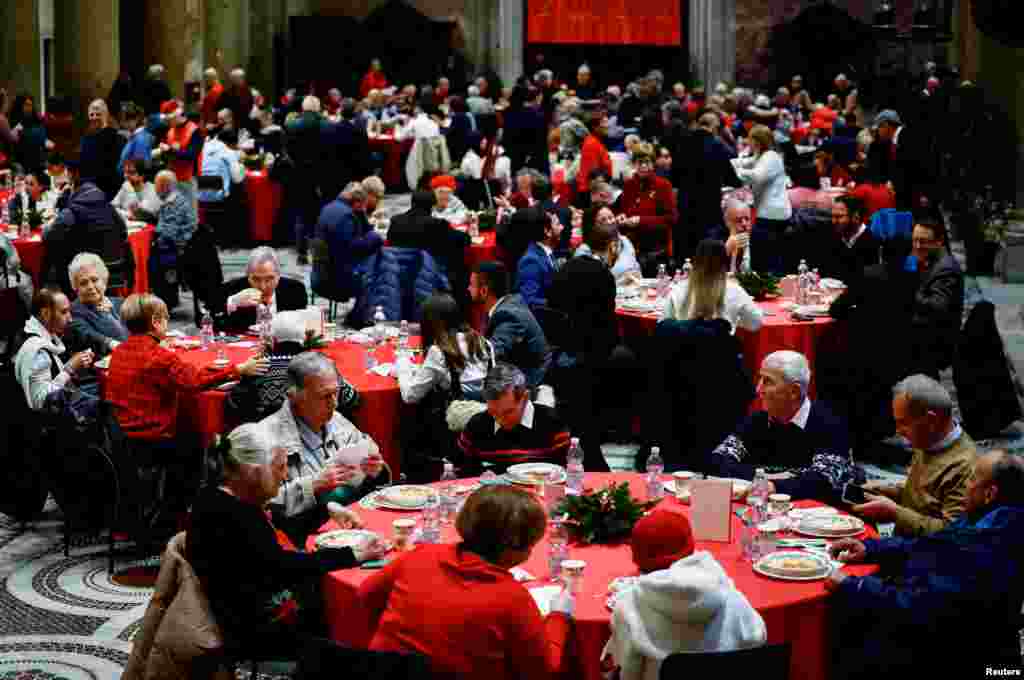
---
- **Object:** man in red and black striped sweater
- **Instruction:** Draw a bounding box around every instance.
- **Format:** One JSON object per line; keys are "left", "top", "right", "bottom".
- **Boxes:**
{"left": 457, "top": 363, "right": 570, "bottom": 475}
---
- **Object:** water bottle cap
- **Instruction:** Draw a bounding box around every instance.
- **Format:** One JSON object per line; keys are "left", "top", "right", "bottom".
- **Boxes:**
{"left": 651, "top": 446, "right": 660, "bottom": 454}
{"left": 570, "top": 437, "right": 579, "bottom": 445}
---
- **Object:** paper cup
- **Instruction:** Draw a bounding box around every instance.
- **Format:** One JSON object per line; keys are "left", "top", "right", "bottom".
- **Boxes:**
{"left": 672, "top": 471, "right": 695, "bottom": 496}
{"left": 393, "top": 518, "right": 417, "bottom": 551}
{"left": 561, "top": 559, "right": 586, "bottom": 594}
{"left": 769, "top": 493, "right": 792, "bottom": 519}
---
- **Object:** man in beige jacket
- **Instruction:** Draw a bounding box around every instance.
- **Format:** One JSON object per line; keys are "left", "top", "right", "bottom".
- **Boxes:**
{"left": 852, "top": 374, "right": 976, "bottom": 536}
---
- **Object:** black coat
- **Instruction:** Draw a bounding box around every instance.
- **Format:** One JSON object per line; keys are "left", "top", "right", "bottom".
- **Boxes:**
{"left": 672, "top": 129, "right": 740, "bottom": 252}
{"left": 79, "top": 128, "right": 126, "bottom": 201}
{"left": 546, "top": 255, "right": 618, "bottom": 364}
{"left": 954, "top": 301, "right": 1022, "bottom": 438}
{"left": 214, "top": 276, "right": 309, "bottom": 333}
{"left": 911, "top": 253, "right": 964, "bottom": 375}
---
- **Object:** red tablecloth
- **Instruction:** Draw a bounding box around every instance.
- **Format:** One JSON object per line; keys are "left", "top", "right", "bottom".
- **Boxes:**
{"left": 10, "top": 224, "right": 154, "bottom": 294}
{"left": 368, "top": 135, "right": 414, "bottom": 189}
{"left": 616, "top": 298, "right": 837, "bottom": 400}
{"left": 245, "top": 170, "right": 282, "bottom": 243}
{"left": 311, "top": 472, "right": 878, "bottom": 680}
{"left": 160, "top": 335, "right": 417, "bottom": 476}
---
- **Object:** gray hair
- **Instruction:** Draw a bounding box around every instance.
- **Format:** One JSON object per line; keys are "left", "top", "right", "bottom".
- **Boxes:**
{"left": 361, "top": 176, "right": 386, "bottom": 197}
{"left": 481, "top": 362, "right": 528, "bottom": 401}
{"left": 892, "top": 374, "right": 953, "bottom": 417}
{"left": 287, "top": 352, "right": 338, "bottom": 396}
{"left": 246, "top": 246, "right": 281, "bottom": 275}
{"left": 230, "top": 67, "right": 246, "bottom": 79}
{"left": 578, "top": 64, "right": 591, "bottom": 75}
{"left": 534, "top": 69, "right": 553, "bottom": 84}
{"left": 722, "top": 196, "right": 752, "bottom": 217}
{"left": 155, "top": 169, "right": 177, "bottom": 188}
{"left": 341, "top": 181, "right": 367, "bottom": 204}
{"left": 762, "top": 351, "right": 811, "bottom": 398}
{"left": 68, "top": 252, "right": 109, "bottom": 287}
{"left": 147, "top": 64, "right": 165, "bottom": 77}
{"left": 222, "top": 422, "right": 275, "bottom": 470}
{"left": 302, "top": 95, "right": 321, "bottom": 113}
{"left": 218, "top": 108, "right": 234, "bottom": 123}
{"left": 467, "top": 85, "right": 480, "bottom": 97}
{"left": 204, "top": 67, "right": 218, "bottom": 79}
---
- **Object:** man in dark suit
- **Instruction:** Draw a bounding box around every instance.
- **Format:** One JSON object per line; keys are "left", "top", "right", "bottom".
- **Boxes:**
{"left": 320, "top": 99, "right": 370, "bottom": 202}
{"left": 515, "top": 204, "right": 562, "bottom": 308}
{"left": 469, "top": 261, "right": 551, "bottom": 389}
{"left": 829, "top": 195, "right": 879, "bottom": 284}
{"left": 909, "top": 213, "right": 964, "bottom": 379}
{"left": 215, "top": 247, "right": 309, "bottom": 332}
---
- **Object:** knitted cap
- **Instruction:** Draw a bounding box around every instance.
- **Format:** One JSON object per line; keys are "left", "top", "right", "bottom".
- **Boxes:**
{"left": 430, "top": 174, "right": 457, "bottom": 191}
{"left": 631, "top": 510, "right": 695, "bottom": 573}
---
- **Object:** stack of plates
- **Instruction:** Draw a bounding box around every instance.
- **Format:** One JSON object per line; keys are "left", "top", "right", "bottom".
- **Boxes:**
{"left": 753, "top": 550, "right": 832, "bottom": 581}
{"left": 374, "top": 485, "right": 437, "bottom": 510}
{"left": 505, "top": 463, "right": 566, "bottom": 486}
{"left": 314, "top": 528, "right": 379, "bottom": 550}
{"left": 794, "top": 513, "right": 865, "bottom": 538}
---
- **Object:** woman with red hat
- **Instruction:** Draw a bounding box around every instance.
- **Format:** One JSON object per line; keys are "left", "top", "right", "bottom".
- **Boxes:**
{"left": 430, "top": 174, "right": 468, "bottom": 224}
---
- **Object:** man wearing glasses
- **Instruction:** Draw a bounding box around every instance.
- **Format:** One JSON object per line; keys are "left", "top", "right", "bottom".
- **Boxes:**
{"left": 262, "top": 352, "right": 385, "bottom": 545}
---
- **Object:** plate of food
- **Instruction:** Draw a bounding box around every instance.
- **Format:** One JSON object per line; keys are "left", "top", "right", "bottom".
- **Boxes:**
{"left": 314, "top": 529, "right": 379, "bottom": 550}
{"left": 794, "top": 514, "right": 865, "bottom": 538}
{"left": 753, "top": 550, "right": 832, "bottom": 581}
{"left": 377, "top": 485, "right": 437, "bottom": 510}
{"left": 506, "top": 463, "right": 566, "bottom": 485}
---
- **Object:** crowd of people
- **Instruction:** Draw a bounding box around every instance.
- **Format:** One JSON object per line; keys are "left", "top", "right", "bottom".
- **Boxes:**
{"left": 2, "top": 53, "right": 1021, "bottom": 680}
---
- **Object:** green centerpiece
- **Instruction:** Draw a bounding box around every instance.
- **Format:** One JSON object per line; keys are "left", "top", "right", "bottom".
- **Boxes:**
{"left": 735, "top": 271, "right": 781, "bottom": 301}
{"left": 556, "top": 482, "right": 657, "bottom": 544}
{"left": 26, "top": 208, "right": 44, "bottom": 229}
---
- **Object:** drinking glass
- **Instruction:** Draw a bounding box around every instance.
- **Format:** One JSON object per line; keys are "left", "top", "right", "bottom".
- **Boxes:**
{"left": 561, "top": 560, "right": 586, "bottom": 595}
{"left": 393, "top": 518, "right": 416, "bottom": 551}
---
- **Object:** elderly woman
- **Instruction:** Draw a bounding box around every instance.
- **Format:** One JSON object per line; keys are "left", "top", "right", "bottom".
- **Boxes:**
{"left": 188, "top": 421, "right": 387, "bottom": 648}
{"left": 359, "top": 485, "right": 573, "bottom": 680}
{"left": 78, "top": 98, "right": 125, "bottom": 200}
{"left": 66, "top": 252, "right": 129, "bottom": 357}
{"left": 111, "top": 158, "right": 160, "bottom": 222}
{"left": 619, "top": 143, "right": 678, "bottom": 256}
{"left": 735, "top": 124, "right": 792, "bottom": 275}
{"left": 430, "top": 174, "right": 468, "bottom": 224}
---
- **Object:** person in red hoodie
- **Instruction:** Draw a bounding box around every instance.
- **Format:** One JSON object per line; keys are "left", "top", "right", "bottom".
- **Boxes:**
{"left": 359, "top": 485, "right": 574, "bottom": 680}
{"left": 359, "top": 58, "right": 389, "bottom": 99}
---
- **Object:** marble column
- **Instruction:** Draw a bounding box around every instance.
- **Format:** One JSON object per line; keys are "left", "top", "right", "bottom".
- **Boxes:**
{"left": 0, "top": 0, "right": 42, "bottom": 105}
{"left": 494, "top": 0, "right": 523, "bottom": 87}
{"left": 206, "top": 0, "right": 251, "bottom": 79}
{"left": 56, "top": 0, "right": 118, "bottom": 126}
{"left": 143, "top": 0, "right": 205, "bottom": 101}
{"left": 688, "top": 0, "right": 735, "bottom": 88}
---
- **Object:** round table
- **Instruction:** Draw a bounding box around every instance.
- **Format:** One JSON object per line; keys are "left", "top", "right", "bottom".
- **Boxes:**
{"left": 310, "top": 472, "right": 878, "bottom": 680}
{"left": 156, "top": 334, "right": 419, "bottom": 476}
{"left": 244, "top": 169, "right": 283, "bottom": 243}
{"left": 9, "top": 223, "right": 154, "bottom": 294}
{"left": 367, "top": 134, "right": 414, "bottom": 189}
{"left": 616, "top": 298, "right": 839, "bottom": 401}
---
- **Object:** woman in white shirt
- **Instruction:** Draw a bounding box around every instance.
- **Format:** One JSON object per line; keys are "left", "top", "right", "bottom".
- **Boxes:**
{"left": 396, "top": 293, "right": 495, "bottom": 404}
{"left": 111, "top": 158, "right": 160, "bottom": 221}
{"left": 734, "top": 124, "right": 791, "bottom": 275}
{"left": 663, "top": 239, "right": 762, "bottom": 333}
{"left": 460, "top": 133, "right": 511, "bottom": 195}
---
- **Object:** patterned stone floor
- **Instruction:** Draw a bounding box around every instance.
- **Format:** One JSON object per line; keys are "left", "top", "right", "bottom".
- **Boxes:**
{"left": 2, "top": 201, "right": 1023, "bottom": 677}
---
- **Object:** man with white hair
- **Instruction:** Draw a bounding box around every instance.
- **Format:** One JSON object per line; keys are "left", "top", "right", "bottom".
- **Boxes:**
{"left": 201, "top": 67, "right": 224, "bottom": 129}
{"left": 313, "top": 182, "right": 383, "bottom": 303}
{"left": 465, "top": 84, "right": 494, "bottom": 115}
{"left": 710, "top": 350, "right": 859, "bottom": 502}
{"left": 574, "top": 64, "right": 596, "bottom": 100}
{"left": 216, "top": 246, "right": 309, "bottom": 333}
{"left": 154, "top": 169, "right": 197, "bottom": 250}
{"left": 850, "top": 374, "right": 976, "bottom": 536}
{"left": 719, "top": 197, "right": 753, "bottom": 273}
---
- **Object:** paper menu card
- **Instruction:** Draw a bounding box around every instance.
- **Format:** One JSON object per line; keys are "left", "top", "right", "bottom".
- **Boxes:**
{"left": 689, "top": 479, "right": 733, "bottom": 542}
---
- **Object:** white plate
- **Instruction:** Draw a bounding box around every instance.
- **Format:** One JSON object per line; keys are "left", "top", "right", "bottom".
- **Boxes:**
{"left": 753, "top": 550, "right": 832, "bottom": 581}
{"left": 507, "top": 463, "right": 566, "bottom": 485}
{"left": 378, "top": 485, "right": 437, "bottom": 509}
{"left": 211, "top": 359, "right": 231, "bottom": 367}
{"left": 794, "top": 304, "right": 830, "bottom": 317}
{"left": 248, "top": 324, "right": 263, "bottom": 335}
{"left": 314, "top": 529, "right": 379, "bottom": 550}
{"left": 788, "top": 506, "right": 838, "bottom": 521}
{"left": 819, "top": 278, "right": 846, "bottom": 291}
{"left": 794, "top": 514, "right": 865, "bottom": 538}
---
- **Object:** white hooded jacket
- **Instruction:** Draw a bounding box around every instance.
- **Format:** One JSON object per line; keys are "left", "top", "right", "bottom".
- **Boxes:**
{"left": 603, "top": 551, "right": 767, "bottom": 680}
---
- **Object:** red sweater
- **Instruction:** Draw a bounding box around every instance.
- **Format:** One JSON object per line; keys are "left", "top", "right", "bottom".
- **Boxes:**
{"left": 576, "top": 134, "right": 612, "bottom": 193}
{"left": 104, "top": 334, "right": 237, "bottom": 440}
{"left": 359, "top": 543, "right": 571, "bottom": 680}
{"left": 850, "top": 182, "right": 896, "bottom": 220}
{"left": 621, "top": 175, "right": 678, "bottom": 254}
{"left": 360, "top": 72, "right": 389, "bottom": 99}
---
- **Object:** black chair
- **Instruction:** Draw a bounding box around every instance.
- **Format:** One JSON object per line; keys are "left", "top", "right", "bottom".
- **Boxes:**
{"left": 659, "top": 643, "right": 792, "bottom": 679}
{"left": 309, "top": 237, "right": 349, "bottom": 321}
{"left": 197, "top": 175, "right": 245, "bottom": 247}
{"left": 88, "top": 223, "right": 136, "bottom": 293}
{"left": 531, "top": 305, "right": 570, "bottom": 362}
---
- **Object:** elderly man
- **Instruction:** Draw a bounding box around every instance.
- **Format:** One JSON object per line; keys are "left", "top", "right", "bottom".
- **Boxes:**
{"left": 287, "top": 95, "right": 328, "bottom": 263}
{"left": 465, "top": 84, "right": 494, "bottom": 116}
{"left": 261, "top": 352, "right": 384, "bottom": 546}
{"left": 218, "top": 68, "right": 256, "bottom": 135}
{"left": 153, "top": 169, "right": 197, "bottom": 250}
{"left": 851, "top": 375, "right": 976, "bottom": 536}
{"left": 715, "top": 198, "right": 753, "bottom": 273}
{"left": 154, "top": 99, "right": 202, "bottom": 207}
{"left": 456, "top": 363, "right": 570, "bottom": 474}
{"left": 312, "top": 182, "right": 384, "bottom": 305}
{"left": 826, "top": 450, "right": 1024, "bottom": 678}
{"left": 201, "top": 68, "right": 224, "bottom": 129}
{"left": 908, "top": 214, "right": 963, "bottom": 378}
{"left": 14, "top": 288, "right": 93, "bottom": 411}
{"left": 828, "top": 195, "right": 879, "bottom": 283}
{"left": 470, "top": 262, "right": 551, "bottom": 389}
{"left": 574, "top": 64, "right": 597, "bottom": 100}
{"left": 216, "top": 247, "right": 308, "bottom": 333}
{"left": 709, "top": 351, "right": 858, "bottom": 502}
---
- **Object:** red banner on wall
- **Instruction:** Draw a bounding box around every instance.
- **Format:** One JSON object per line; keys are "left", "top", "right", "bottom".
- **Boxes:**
{"left": 527, "top": 0, "right": 682, "bottom": 47}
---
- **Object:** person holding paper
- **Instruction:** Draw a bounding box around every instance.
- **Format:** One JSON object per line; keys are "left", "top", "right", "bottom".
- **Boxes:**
{"left": 708, "top": 350, "right": 860, "bottom": 503}
{"left": 261, "top": 352, "right": 385, "bottom": 546}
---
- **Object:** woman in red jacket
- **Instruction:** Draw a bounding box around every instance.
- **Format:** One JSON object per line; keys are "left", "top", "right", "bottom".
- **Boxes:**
{"left": 576, "top": 112, "right": 612, "bottom": 196}
{"left": 359, "top": 58, "right": 389, "bottom": 99}
{"left": 620, "top": 143, "right": 678, "bottom": 257}
{"left": 359, "top": 485, "right": 574, "bottom": 680}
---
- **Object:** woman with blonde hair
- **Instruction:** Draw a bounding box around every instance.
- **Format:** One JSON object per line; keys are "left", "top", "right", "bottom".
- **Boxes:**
{"left": 663, "top": 239, "right": 762, "bottom": 333}
{"left": 735, "top": 124, "right": 791, "bottom": 274}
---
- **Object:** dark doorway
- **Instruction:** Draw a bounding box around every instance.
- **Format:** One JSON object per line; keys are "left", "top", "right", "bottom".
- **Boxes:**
{"left": 119, "top": 0, "right": 147, "bottom": 87}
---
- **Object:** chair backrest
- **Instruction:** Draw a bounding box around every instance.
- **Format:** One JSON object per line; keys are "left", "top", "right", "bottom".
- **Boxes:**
{"left": 869, "top": 208, "right": 913, "bottom": 241}
{"left": 531, "top": 305, "right": 570, "bottom": 354}
{"left": 659, "top": 643, "right": 791, "bottom": 680}
{"left": 196, "top": 175, "right": 225, "bottom": 191}
{"left": 87, "top": 224, "right": 135, "bottom": 291}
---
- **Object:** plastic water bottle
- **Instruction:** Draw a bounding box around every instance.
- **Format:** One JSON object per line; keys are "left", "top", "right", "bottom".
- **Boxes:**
{"left": 565, "top": 437, "right": 584, "bottom": 495}
{"left": 200, "top": 308, "right": 214, "bottom": 350}
{"left": 257, "top": 303, "right": 273, "bottom": 348}
{"left": 656, "top": 264, "right": 669, "bottom": 297}
{"left": 742, "top": 503, "right": 765, "bottom": 562}
{"left": 373, "top": 305, "right": 387, "bottom": 344}
{"left": 438, "top": 460, "right": 458, "bottom": 524}
{"left": 398, "top": 319, "right": 410, "bottom": 351}
{"left": 796, "top": 260, "right": 810, "bottom": 304}
{"left": 672, "top": 269, "right": 683, "bottom": 288}
{"left": 420, "top": 493, "right": 441, "bottom": 544}
{"left": 646, "top": 446, "right": 665, "bottom": 501}
{"left": 547, "top": 519, "right": 569, "bottom": 581}
{"left": 682, "top": 258, "right": 693, "bottom": 279}
{"left": 545, "top": 470, "right": 565, "bottom": 516}
{"left": 749, "top": 468, "right": 771, "bottom": 509}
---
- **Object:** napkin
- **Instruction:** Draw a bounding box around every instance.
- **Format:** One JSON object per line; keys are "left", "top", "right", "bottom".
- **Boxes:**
{"left": 229, "top": 341, "right": 258, "bottom": 348}
{"left": 370, "top": 363, "right": 394, "bottom": 377}
{"left": 509, "top": 567, "right": 536, "bottom": 583}
{"left": 528, "top": 586, "right": 562, "bottom": 616}
{"left": 94, "top": 356, "right": 111, "bottom": 370}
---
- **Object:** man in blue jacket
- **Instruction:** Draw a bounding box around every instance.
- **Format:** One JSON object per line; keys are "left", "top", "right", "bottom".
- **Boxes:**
{"left": 827, "top": 449, "right": 1024, "bottom": 678}
{"left": 313, "top": 182, "right": 383, "bottom": 304}
{"left": 515, "top": 204, "right": 562, "bottom": 307}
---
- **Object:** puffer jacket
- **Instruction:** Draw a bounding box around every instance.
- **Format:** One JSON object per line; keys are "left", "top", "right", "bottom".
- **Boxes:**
{"left": 123, "top": 533, "right": 230, "bottom": 680}
{"left": 353, "top": 247, "right": 450, "bottom": 325}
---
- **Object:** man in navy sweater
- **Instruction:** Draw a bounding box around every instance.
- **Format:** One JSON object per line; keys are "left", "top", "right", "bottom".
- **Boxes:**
{"left": 708, "top": 350, "right": 860, "bottom": 502}
{"left": 312, "top": 182, "right": 383, "bottom": 304}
